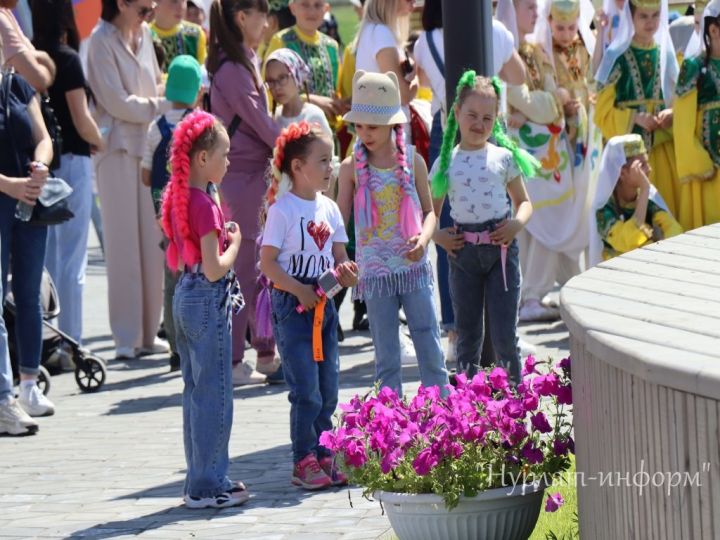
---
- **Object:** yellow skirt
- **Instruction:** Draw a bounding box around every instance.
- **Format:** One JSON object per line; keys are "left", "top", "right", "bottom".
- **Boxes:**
{"left": 677, "top": 167, "right": 720, "bottom": 230}
{"left": 648, "top": 140, "right": 679, "bottom": 219}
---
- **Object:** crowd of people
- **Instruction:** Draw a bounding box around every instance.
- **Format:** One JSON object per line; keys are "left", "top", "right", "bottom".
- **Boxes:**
{"left": 0, "top": 0, "right": 718, "bottom": 510}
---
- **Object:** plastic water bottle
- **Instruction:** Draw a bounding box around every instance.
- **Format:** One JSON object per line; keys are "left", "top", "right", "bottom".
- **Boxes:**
{"left": 15, "top": 162, "right": 45, "bottom": 221}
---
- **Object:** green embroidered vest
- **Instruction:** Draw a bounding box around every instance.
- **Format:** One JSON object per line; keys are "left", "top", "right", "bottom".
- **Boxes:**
{"left": 279, "top": 28, "right": 339, "bottom": 98}
{"left": 602, "top": 45, "right": 666, "bottom": 150}
{"left": 676, "top": 54, "right": 720, "bottom": 167}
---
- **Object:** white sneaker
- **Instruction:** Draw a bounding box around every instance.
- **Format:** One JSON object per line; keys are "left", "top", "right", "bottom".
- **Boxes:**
{"left": 232, "top": 362, "right": 266, "bottom": 386}
{"left": 518, "top": 338, "right": 537, "bottom": 357}
{"left": 18, "top": 383, "right": 56, "bottom": 417}
{"left": 519, "top": 299, "right": 560, "bottom": 322}
{"left": 255, "top": 355, "right": 281, "bottom": 375}
{"left": 138, "top": 339, "right": 170, "bottom": 357}
{"left": 115, "top": 346, "right": 135, "bottom": 359}
{"left": 0, "top": 398, "right": 39, "bottom": 435}
{"left": 399, "top": 329, "right": 417, "bottom": 366}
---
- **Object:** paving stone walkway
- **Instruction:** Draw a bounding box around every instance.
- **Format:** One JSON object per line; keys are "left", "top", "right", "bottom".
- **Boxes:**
{"left": 1, "top": 239, "right": 569, "bottom": 539}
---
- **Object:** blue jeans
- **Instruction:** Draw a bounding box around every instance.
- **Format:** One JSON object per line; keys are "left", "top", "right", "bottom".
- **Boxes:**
{"left": 173, "top": 273, "right": 234, "bottom": 498}
{"left": 450, "top": 222, "right": 521, "bottom": 382}
{"left": 0, "top": 235, "right": 13, "bottom": 402}
{"left": 271, "top": 287, "right": 339, "bottom": 463}
{"left": 46, "top": 153, "right": 93, "bottom": 344}
{"left": 429, "top": 111, "right": 455, "bottom": 332}
{"left": 0, "top": 194, "right": 48, "bottom": 377}
{"left": 365, "top": 285, "right": 449, "bottom": 396}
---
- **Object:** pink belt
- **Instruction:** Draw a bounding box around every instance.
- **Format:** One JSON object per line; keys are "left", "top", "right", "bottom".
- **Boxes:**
{"left": 462, "top": 231, "right": 509, "bottom": 292}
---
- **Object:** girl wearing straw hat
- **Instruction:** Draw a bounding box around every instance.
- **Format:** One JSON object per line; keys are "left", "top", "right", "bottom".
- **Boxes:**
{"left": 337, "top": 71, "right": 449, "bottom": 397}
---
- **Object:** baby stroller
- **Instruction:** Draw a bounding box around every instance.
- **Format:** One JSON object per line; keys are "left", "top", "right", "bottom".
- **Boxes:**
{"left": 7, "top": 269, "right": 107, "bottom": 394}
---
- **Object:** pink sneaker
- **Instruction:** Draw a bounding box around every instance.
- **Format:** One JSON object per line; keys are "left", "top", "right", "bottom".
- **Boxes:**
{"left": 291, "top": 454, "right": 332, "bottom": 490}
{"left": 319, "top": 456, "right": 348, "bottom": 486}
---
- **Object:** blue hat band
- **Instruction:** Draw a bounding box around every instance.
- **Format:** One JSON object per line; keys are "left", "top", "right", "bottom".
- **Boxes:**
{"left": 350, "top": 103, "right": 401, "bottom": 115}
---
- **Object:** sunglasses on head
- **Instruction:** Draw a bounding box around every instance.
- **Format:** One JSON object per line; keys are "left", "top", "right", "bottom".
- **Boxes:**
{"left": 124, "top": 0, "right": 156, "bottom": 18}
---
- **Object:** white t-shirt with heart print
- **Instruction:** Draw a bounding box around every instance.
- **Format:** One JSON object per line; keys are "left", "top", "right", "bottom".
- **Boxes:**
{"left": 262, "top": 192, "right": 348, "bottom": 280}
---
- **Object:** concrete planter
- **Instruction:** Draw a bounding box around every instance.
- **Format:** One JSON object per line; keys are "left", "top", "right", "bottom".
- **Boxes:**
{"left": 376, "top": 483, "right": 545, "bottom": 540}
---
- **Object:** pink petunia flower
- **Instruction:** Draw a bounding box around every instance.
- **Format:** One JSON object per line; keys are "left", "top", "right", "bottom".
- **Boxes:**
{"left": 533, "top": 373, "right": 560, "bottom": 397}
{"left": 521, "top": 442, "right": 544, "bottom": 464}
{"left": 489, "top": 367, "right": 509, "bottom": 391}
{"left": 545, "top": 492, "right": 565, "bottom": 512}
{"left": 412, "top": 446, "right": 440, "bottom": 476}
{"left": 522, "top": 355, "right": 538, "bottom": 376}
{"left": 556, "top": 384, "right": 573, "bottom": 405}
{"left": 530, "top": 412, "right": 553, "bottom": 434}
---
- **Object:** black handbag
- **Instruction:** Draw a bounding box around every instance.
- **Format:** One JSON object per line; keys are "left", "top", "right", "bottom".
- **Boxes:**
{"left": 2, "top": 71, "right": 74, "bottom": 226}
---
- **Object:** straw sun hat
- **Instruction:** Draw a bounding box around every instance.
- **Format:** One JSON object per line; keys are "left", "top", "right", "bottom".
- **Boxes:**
{"left": 343, "top": 70, "right": 408, "bottom": 126}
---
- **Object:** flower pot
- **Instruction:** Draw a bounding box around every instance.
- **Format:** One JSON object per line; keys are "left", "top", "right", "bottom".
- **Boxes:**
{"left": 375, "top": 483, "right": 545, "bottom": 540}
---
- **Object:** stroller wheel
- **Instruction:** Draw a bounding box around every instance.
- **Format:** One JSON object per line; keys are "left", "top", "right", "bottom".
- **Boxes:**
{"left": 74, "top": 354, "right": 107, "bottom": 393}
{"left": 37, "top": 365, "right": 51, "bottom": 395}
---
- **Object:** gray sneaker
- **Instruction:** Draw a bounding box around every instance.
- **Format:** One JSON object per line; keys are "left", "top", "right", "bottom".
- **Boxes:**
{"left": 0, "top": 398, "right": 39, "bottom": 436}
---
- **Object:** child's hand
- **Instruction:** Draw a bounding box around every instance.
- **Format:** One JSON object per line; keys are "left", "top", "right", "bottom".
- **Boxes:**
{"left": 595, "top": 8, "right": 609, "bottom": 28}
{"left": 507, "top": 111, "right": 527, "bottom": 129}
{"left": 555, "top": 87, "right": 572, "bottom": 105}
{"left": 313, "top": 95, "right": 341, "bottom": 117}
{"left": 489, "top": 219, "right": 523, "bottom": 246}
{"left": 635, "top": 112, "right": 658, "bottom": 132}
{"left": 627, "top": 160, "right": 651, "bottom": 190}
{"left": 296, "top": 283, "right": 320, "bottom": 311}
{"left": 656, "top": 109, "right": 673, "bottom": 129}
{"left": 563, "top": 99, "right": 581, "bottom": 118}
{"left": 406, "top": 235, "right": 427, "bottom": 262}
{"left": 335, "top": 261, "right": 358, "bottom": 287}
{"left": 226, "top": 221, "right": 242, "bottom": 247}
{"left": 434, "top": 226, "right": 465, "bottom": 258}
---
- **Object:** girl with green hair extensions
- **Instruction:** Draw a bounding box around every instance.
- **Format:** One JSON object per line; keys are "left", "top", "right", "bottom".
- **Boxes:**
{"left": 429, "top": 70, "right": 535, "bottom": 383}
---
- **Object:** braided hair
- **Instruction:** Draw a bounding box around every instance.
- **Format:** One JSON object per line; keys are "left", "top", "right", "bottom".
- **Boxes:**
{"left": 431, "top": 70, "right": 540, "bottom": 198}
{"left": 353, "top": 123, "right": 420, "bottom": 238}
{"left": 161, "top": 111, "right": 226, "bottom": 270}
{"left": 262, "top": 121, "right": 328, "bottom": 218}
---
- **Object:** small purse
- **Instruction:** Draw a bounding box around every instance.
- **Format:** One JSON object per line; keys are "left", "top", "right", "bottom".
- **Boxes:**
{"left": 3, "top": 71, "right": 74, "bottom": 226}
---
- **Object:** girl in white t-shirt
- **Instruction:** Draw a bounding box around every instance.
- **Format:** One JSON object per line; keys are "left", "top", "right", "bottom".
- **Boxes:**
{"left": 355, "top": 0, "right": 418, "bottom": 110}
{"left": 259, "top": 121, "right": 357, "bottom": 491}
{"left": 430, "top": 72, "right": 536, "bottom": 384}
{"left": 264, "top": 48, "right": 332, "bottom": 138}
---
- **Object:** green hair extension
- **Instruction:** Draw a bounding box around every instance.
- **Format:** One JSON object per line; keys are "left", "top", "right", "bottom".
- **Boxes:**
{"left": 431, "top": 71, "right": 541, "bottom": 199}
{"left": 431, "top": 70, "right": 476, "bottom": 198}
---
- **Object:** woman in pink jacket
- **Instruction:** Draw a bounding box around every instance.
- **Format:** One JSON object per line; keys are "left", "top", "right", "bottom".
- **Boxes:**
{"left": 208, "top": 0, "right": 279, "bottom": 385}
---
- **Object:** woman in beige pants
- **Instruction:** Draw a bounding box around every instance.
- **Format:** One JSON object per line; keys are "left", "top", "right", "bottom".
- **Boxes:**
{"left": 87, "top": 0, "right": 172, "bottom": 358}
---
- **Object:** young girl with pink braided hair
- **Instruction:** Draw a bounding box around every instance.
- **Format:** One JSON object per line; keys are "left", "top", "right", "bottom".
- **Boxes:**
{"left": 259, "top": 121, "right": 357, "bottom": 490}
{"left": 161, "top": 110, "right": 248, "bottom": 509}
{"left": 337, "top": 71, "right": 449, "bottom": 397}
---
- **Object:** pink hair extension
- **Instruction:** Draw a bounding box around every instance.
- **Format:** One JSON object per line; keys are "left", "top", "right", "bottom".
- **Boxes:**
{"left": 353, "top": 124, "right": 420, "bottom": 239}
{"left": 394, "top": 124, "right": 422, "bottom": 239}
{"left": 161, "top": 110, "right": 218, "bottom": 269}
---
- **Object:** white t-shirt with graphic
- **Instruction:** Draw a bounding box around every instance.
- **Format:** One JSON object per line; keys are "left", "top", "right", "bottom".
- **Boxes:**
{"left": 262, "top": 192, "right": 348, "bottom": 279}
{"left": 430, "top": 144, "right": 521, "bottom": 224}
